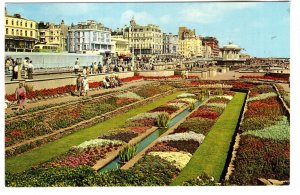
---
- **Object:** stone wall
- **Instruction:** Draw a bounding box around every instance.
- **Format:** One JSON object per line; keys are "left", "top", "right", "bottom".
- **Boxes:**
{"left": 136, "top": 70, "right": 174, "bottom": 77}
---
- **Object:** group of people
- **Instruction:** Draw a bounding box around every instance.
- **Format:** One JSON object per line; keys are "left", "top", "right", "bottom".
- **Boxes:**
{"left": 102, "top": 75, "right": 122, "bottom": 89}
{"left": 5, "top": 57, "right": 34, "bottom": 80}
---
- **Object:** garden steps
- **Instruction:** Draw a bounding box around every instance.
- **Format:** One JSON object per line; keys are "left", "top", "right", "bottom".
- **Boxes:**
{"left": 121, "top": 99, "right": 209, "bottom": 170}
{"left": 5, "top": 88, "right": 177, "bottom": 157}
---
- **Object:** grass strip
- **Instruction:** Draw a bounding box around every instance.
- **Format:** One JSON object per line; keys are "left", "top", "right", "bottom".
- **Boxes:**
{"left": 171, "top": 92, "right": 246, "bottom": 185}
{"left": 6, "top": 91, "right": 182, "bottom": 173}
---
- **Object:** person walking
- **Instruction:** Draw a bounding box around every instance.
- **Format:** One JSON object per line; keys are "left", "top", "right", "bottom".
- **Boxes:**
{"left": 82, "top": 76, "right": 89, "bottom": 96}
{"left": 13, "top": 63, "right": 19, "bottom": 80}
{"left": 74, "top": 58, "right": 80, "bottom": 74}
{"left": 27, "top": 60, "right": 34, "bottom": 79}
{"left": 82, "top": 66, "right": 87, "bottom": 76}
{"left": 15, "top": 81, "right": 26, "bottom": 111}
{"left": 98, "top": 61, "right": 102, "bottom": 73}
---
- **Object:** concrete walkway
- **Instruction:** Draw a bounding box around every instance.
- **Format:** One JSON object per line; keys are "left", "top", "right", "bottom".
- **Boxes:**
{"left": 5, "top": 80, "right": 152, "bottom": 115}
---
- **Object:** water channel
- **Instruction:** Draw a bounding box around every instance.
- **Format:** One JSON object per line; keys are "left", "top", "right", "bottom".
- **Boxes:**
{"left": 99, "top": 101, "right": 201, "bottom": 172}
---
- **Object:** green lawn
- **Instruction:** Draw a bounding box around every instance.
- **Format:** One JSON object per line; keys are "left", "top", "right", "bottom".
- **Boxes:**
{"left": 171, "top": 92, "right": 246, "bottom": 185}
{"left": 6, "top": 91, "right": 182, "bottom": 173}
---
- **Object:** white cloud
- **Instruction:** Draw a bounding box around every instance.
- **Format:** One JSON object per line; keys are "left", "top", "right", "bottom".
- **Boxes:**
{"left": 179, "top": 2, "right": 258, "bottom": 24}
{"left": 120, "top": 10, "right": 155, "bottom": 26}
{"left": 160, "top": 15, "right": 171, "bottom": 24}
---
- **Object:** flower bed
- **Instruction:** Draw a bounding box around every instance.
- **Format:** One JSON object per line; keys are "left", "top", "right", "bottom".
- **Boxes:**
{"left": 240, "top": 75, "right": 289, "bottom": 81}
{"left": 5, "top": 84, "right": 175, "bottom": 154}
{"left": 116, "top": 92, "right": 144, "bottom": 100}
{"left": 230, "top": 84, "right": 290, "bottom": 185}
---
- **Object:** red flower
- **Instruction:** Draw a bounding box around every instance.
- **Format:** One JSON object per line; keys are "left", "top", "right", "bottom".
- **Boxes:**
{"left": 189, "top": 108, "right": 220, "bottom": 120}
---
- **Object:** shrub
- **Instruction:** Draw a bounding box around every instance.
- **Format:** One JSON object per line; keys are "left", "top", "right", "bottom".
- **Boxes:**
{"left": 182, "top": 172, "right": 215, "bottom": 186}
{"left": 156, "top": 112, "right": 170, "bottom": 128}
{"left": 119, "top": 144, "right": 137, "bottom": 163}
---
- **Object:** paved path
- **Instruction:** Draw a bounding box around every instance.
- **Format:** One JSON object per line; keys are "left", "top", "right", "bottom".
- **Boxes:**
{"left": 208, "top": 71, "right": 237, "bottom": 80}
{"left": 278, "top": 83, "right": 290, "bottom": 93}
{"left": 6, "top": 80, "right": 152, "bottom": 115}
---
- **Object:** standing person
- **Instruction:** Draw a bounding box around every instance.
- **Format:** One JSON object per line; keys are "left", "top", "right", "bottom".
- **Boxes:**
{"left": 82, "top": 66, "right": 87, "bottom": 76}
{"left": 74, "top": 58, "right": 80, "bottom": 74}
{"left": 13, "top": 62, "right": 19, "bottom": 80}
{"left": 98, "top": 61, "right": 102, "bottom": 73}
{"left": 93, "top": 62, "right": 98, "bottom": 74}
{"left": 82, "top": 76, "right": 89, "bottom": 96}
{"left": 76, "top": 74, "right": 83, "bottom": 96}
{"left": 15, "top": 81, "right": 26, "bottom": 111}
{"left": 27, "top": 60, "right": 34, "bottom": 79}
{"left": 23, "top": 58, "right": 29, "bottom": 79}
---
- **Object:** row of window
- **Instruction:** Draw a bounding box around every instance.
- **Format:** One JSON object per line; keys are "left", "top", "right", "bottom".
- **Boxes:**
{"left": 6, "top": 28, "right": 34, "bottom": 37}
{"left": 6, "top": 19, "right": 34, "bottom": 28}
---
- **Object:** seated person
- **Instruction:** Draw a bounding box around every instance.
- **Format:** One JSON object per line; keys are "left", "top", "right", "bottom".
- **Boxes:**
{"left": 103, "top": 77, "right": 110, "bottom": 88}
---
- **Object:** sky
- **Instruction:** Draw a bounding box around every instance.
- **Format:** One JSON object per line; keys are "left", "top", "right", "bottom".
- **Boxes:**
{"left": 5, "top": 1, "right": 290, "bottom": 57}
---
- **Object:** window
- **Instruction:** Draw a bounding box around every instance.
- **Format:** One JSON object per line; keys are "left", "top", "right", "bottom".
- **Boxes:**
{"left": 6, "top": 28, "right": 8, "bottom": 34}
{"left": 16, "top": 29, "right": 19, "bottom": 35}
{"left": 16, "top": 21, "right": 19, "bottom": 26}
{"left": 12, "top": 20, "right": 14, "bottom": 25}
{"left": 30, "top": 31, "right": 33, "bottom": 37}
{"left": 25, "top": 22, "right": 27, "bottom": 27}
{"left": 20, "top": 21, "right": 22, "bottom": 26}
{"left": 11, "top": 29, "right": 14, "bottom": 35}
{"left": 31, "top": 23, "right": 32, "bottom": 28}
{"left": 25, "top": 31, "right": 27, "bottom": 36}
{"left": 6, "top": 20, "right": 8, "bottom": 25}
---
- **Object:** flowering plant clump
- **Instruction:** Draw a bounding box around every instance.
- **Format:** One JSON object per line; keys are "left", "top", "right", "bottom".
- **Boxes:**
{"left": 100, "top": 131, "right": 138, "bottom": 143}
{"left": 146, "top": 142, "right": 179, "bottom": 153}
{"left": 149, "top": 105, "right": 178, "bottom": 115}
{"left": 242, "top": 116, "right": 290, "bottom": 141}
{"left": 71, "top": 139, "right": 124, "bottom": 151}
{"left": 173, "top": 118, "right": 215, "bottom": 135}
{"left": 179, "top": 98, "right": 198, "bottom": 104}
{"left": 240, "top": 75, "right": 289, "bottom": 81}
{"left": 205, "top": 103, "right": 227, "bottom": 109}
{"left": 129, "top": 126, "right": 151, "bottom": 134}
{"left": 214, "top": 95, "right": 233, "bottom": 100}
{"left": 148, "top": 151, "right": 192, "bottom": 170}
{"left": 188, "top": 108, "right": 220, "bottom": 120}
{"left": 247, "top": 92, "right": 277, "bottom": 102}
{"left": 115, "top": 98, "right": 137, "bottom": 106}
{"left": 249, "top": 85, "right": 275, "bottom": 96}
{"left": 207, "top": 97, "right": 230, "bottom": 104}
{"left": 127, "top": 112, "right": 162, "bottom": 121}
{"left": 177, "top": 93, "right": 196, "bottom": 98}
{"left": 162, "top": 140, "right": 200, "bottom": 154}
{"left": 167, "top": 102, "right": 187, "bottom": 109}
{"left": 229, "top": 82, "right": 256, "bottom": 90}
{"left": 158, "top": 131, "right": 205, "bottom": 144}
{"left": 120, "top": 76, "right": 143, "bottom": 82}
{"left": 116, "top": 92, "right": 144, "bottom": 100}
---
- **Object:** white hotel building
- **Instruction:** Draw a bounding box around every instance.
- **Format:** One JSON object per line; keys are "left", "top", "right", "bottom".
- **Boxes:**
{"left": 68, "top": 20, "right": 112, "bottom": 55}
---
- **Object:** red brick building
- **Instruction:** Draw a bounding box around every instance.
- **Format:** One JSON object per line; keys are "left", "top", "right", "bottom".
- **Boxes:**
{"left": 202, "top": 37, "right": 220, "bottom": 58}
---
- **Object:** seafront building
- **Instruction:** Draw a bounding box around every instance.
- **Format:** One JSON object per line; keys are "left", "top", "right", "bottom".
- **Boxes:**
{"left": 4, "top": 8, "right": 38, "bottom": 52}
{"left": 111, "top": 32, "right": 131, "bottom": 58}
{"left": 37, "top": 20, "right": 69, "bottom": 52}
{"left": 67, "top": 20, "right": 112, "bottom": 56}
{"left": 162, "top": 33, "right": 178, "bottom": 55}
{"left": 121, "top": 17, "right": 163, "bottom": 57}
{"left": 178, "top": 27, "right": 202, "bottom": 58}
{"left": 202, "top": 36, "right": 221, "bottom": 58}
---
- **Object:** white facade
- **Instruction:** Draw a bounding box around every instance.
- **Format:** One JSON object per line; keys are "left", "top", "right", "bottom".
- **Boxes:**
{"left": 68, "top": 21, "right": 112, "bottom": 55}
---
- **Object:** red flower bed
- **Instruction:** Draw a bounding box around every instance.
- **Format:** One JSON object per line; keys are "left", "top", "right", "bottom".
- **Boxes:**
{"left": 89, "top": 81, "right": 102, "bottom": 88}
{"left": 120, "top": 76, "right": 143, "bottom": 82}
{"left": 129, "top": 126, "right": 150, "bottom": 134}
{"left": 245, "top": 97, "right": 283, "bottom": 118}
{"left": 240, "top": 75, "right": 289, "bottom": 81}
{"left": 146, "top": 142, "right": 179, "bottom": 153}
{"left": 188, "top": 108, "right": 220, "bottom": 120}
{"left": 229, "top": 82, "right": 256, "bottom": 90}
{"left": 189, "top": 81, "right": 218, "bottom": 86}
{"left": 115, "top": 98, "right": 137, "bottom": 106}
